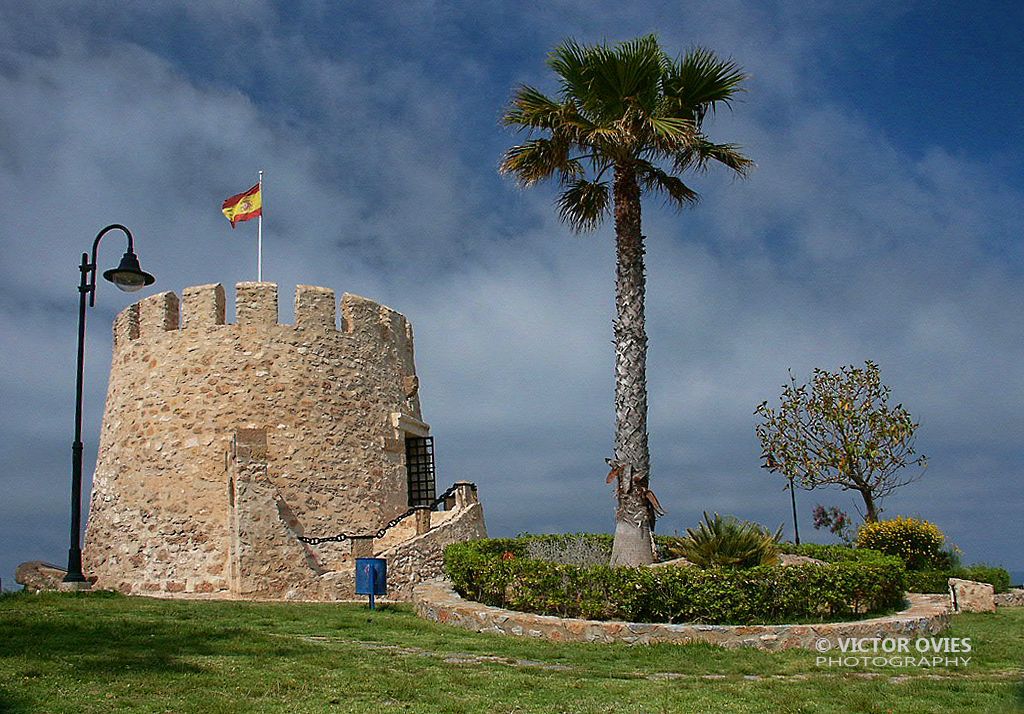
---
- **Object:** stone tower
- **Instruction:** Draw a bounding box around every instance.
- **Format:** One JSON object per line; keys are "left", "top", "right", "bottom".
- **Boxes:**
{"left": 82, "top": 282, "right": 485, "bottom": 599}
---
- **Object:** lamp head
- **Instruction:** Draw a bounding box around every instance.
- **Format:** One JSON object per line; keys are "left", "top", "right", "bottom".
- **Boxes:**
{"left": 103, "top": 251, "right": 156, "bottom": 293}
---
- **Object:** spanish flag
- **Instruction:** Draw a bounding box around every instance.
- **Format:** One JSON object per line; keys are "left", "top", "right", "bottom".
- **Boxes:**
{"left": 221, "top": 183, "right": 262, "bottom": 228}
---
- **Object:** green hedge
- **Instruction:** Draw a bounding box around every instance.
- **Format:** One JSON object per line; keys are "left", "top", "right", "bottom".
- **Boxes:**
{"left": 444, "top": 536, "right": 906, "bottom": 625}
{"left": 777, "top": 543, "right": 1011, "bottom": 594}
{"left": 905, "top": 566, "right": 1011, "bottom": 594}
{"left": 778, "top": 542, "right": 892, "bottom": 564}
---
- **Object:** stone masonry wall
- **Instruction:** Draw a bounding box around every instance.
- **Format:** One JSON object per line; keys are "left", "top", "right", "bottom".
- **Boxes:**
{"left": 378, "top": 484, "right": 487, "bottom": 599}
{"left": 414, "top": 582, "right": 951, "bottom": 651}
{"left": 83, "top": 282, "right": 426, "bottom": 596}
{"left": 995, "top": 588, "right": 1024, "bottom": 607}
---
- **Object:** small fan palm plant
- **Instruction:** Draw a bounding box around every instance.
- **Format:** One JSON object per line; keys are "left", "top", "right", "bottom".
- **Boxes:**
{"left": 667, "top": 512, "right": 782, "bottom": 568}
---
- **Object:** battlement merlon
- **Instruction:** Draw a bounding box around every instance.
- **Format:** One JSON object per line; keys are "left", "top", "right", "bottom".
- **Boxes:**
{"left": 112, "top": 303, "right": 140, "bottom": 348}
{"left": 296, "top": 285, "right": 335, "bottom": 330}
{"left": 139, "top": 291, "right": 180, "bottom": 337}
{"left": 236, "top": 282, "right": 278, "bottom": 328}
{"left": 111, "top": 283, "right": 416, "bottom": 356}
{"left": 183, "top": 284, "right": 226, "bottom": 328}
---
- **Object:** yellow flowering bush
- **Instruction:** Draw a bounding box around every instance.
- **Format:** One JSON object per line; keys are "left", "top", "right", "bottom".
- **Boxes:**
{"left": 855, "top": 516, "right": 945, "bottom": 569}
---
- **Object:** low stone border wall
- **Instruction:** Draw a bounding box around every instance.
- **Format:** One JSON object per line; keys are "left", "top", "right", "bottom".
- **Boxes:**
{"left": 995, "top": 588, "right": 1024, "bottom": 607}
{"left": 413, "top": 579, "right": 951, "bottom": 651}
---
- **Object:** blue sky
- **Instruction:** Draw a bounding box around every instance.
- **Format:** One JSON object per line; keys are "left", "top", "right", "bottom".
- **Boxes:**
{"left": 1, "top": 1, "right": 1022, "bottom": 590}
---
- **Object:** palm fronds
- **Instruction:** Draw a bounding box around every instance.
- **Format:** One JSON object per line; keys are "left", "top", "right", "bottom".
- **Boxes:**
{"left": 500, "top": 35, "right": 751, "bottom": 229}
{"left": 666, "top": 512, "right": 782, "bottom": 568}
{"left": 557, "top": 178, "right": 610, "bottom": 232}
{"left": 502, "top": 85, "right": 564, "bottom": 130}
{"left": 663, "top": 47, "right": 748, "bottom": 123}
{"left": 673, "top": 138, "right": 755, "bottom": 176}
{"left": 499, "top": 138, "right": 577, "bottom": 186}
{"left": 637, "top": 161, "right": 699, "bottom": 209}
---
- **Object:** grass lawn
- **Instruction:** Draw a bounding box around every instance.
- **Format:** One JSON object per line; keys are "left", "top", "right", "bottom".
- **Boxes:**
{"left": 1, "top": 592, "right": 1021, "bottom": 713}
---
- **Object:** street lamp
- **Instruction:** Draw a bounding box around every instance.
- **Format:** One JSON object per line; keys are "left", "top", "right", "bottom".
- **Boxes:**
{"left": 64, "top": 224, "right": 155, "bottom": 583}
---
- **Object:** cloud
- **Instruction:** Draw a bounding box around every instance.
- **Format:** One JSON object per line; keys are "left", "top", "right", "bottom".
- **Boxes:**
{"left": 1, "top": 1, "right": 1022, "bottom": 590}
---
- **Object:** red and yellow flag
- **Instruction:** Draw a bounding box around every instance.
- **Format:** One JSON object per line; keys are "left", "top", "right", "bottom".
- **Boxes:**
{"left": 221, "top": 183, "right": 262, "bottom": 228}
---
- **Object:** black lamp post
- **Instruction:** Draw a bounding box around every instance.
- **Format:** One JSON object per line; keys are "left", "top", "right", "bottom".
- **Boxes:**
{"left": 64, "top": 224, "right": 155, "bottom": 583}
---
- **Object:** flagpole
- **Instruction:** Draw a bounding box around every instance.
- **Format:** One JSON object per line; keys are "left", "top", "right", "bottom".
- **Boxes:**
{"left": 257, "top": 170, "right": 263, "bottom": 282}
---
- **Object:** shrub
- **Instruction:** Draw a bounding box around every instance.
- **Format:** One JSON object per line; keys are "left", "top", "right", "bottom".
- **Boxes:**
{"left": 523, "top": 533, "right": 612, "bottom": 566}
{"left": 902, "top": 570, "right": 949, "bottom": 594}
{"left": 664, "top": 513, "right": 782, "bottom": 568}
{"left": 783, "top": 542, "right": 1010, "bottom": 595}
{"left": 905, "top": 565, "right": 1011, "bottom": 594}
{"left": 928, "top": 547, "right": 962, "bottom": 571}
{"left": 855, "top": 516, "right": 945, "bottom": 569}
{"left": 779, "top": 542, "right": 891, "bottom": 564}
{"left": 444, "top": 535, "right": 906, "bottom": 625}
{"left": 962, "top": 565, "right": 1012, "bottom": 593}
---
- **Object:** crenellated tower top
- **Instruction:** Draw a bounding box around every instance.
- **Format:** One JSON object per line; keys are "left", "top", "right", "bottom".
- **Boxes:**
{"left": 112, "top": 282, "right": 417, "bottom": 353}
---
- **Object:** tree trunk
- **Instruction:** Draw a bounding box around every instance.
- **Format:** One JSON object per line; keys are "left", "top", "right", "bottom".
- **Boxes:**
{"left": 789, "top": 478, "right": 800, "bottom": 545}
{"left": 609, "top": 164, "right": 654, "bottom": 566}
{"left": 860, "top": 489, "right": 879, "bottom": 522}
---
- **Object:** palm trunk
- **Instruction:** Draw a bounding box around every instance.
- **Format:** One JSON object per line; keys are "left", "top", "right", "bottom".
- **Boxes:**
{"left": 609, "top": 164, "right": 654, "bottom": 566}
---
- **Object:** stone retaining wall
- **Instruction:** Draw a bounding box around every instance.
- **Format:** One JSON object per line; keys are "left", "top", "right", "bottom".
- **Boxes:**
{"left": 413, "top": 580, "right": 951, "bottom": 651}
{"left": 378, "top": 485, "right": 487, "bottom": 599}
{"left": 995, "top": 588, "right": 1024, "bottom": 607}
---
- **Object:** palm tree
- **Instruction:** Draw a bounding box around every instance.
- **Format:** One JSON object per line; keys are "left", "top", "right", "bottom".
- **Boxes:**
{"left": 500, "top": 35, "right": 752, "bottom": 565}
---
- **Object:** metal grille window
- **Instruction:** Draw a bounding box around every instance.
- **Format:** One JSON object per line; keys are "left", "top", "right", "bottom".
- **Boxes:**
{"left": 405, "top": 436, "right": 436, "bottom": 507}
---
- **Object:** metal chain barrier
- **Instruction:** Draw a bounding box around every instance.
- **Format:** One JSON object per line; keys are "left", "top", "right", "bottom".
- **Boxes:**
{"left": 297, "top": 483, "right": 473, "bottom": 546}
